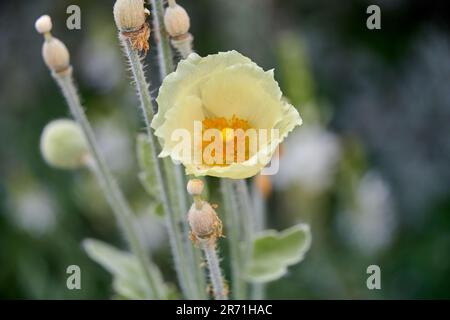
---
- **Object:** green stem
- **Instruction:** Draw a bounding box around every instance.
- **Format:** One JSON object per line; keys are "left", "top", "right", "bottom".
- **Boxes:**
{"left": 202, "top": 242, "right": 228, "bottom": 300}
{"left": 121, "top": 37, "right": 194, "bottom": 299}
{"left": 232, "top": 179, "right": 261, "bottom": 300}
{"left": 232, "top": 179, "right": 255, "bottom": 256}
{"left": 150, "top": 0, "right": 174, "bottom": 78}
{"left": 221, "top": 179, "right": 247, "bottom": 299}
{"left": 149, "top": 0, "right": 206, "bottom": 299}
{"left": 54, "top": 70, "right": 163, "bottom": 299}
{"left": 250, "top": 180, "right": 267, "bottom": 299}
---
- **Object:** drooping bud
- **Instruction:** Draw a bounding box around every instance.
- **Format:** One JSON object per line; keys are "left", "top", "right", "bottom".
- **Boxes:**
{"left": 40, "top": 119, "right": 89, "bottom": 170}
{"left": 164, "top": 2, "right": 190, "bottom": 38}
{"left": 187, "top": 179, "right": 204, "bottom": 196}
{"left": 113, "top": 0, "right": 146, "bottom": 31}
{"left": 35, "top": 15, "right": 52, "bottom": 34}
{"left": 188, "top": 201, "right": 223, "bottom": 244}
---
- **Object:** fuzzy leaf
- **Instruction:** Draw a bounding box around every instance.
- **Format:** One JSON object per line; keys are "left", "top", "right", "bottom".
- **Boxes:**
{"left": 83, "top": 238, "right": 168, "bottom": 299}
{"left": 245, "top": 224, "right": 312, "bottom": 283}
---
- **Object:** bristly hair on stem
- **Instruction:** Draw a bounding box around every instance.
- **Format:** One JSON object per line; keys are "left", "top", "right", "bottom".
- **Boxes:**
{"left": 187, "top": 179, "right": 228, "bottom": 300}
{"left": 148, "top": 0, "right": 207, "bottom": 299}
{"left": 119, "top": 32, "right": 197, "bottom": 299}
{"left": 113, "top": 0, "right": 201, "bottom": 298}
{"left": 35, "top": 14, "right": 165, "bottom": 299}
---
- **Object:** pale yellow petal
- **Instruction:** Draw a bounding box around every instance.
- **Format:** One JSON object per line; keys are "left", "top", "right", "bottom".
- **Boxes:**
{"left": 152, "top": 51, "right": 255, "bottom": 132}
{"left": 155, "top": 95, "right": 204, "bottom": 159}
{"left": 200, "top": 64, "right": 284, "bottom": 129}
{"left": 152, "top": 50, "right": 303, "bottom": 179}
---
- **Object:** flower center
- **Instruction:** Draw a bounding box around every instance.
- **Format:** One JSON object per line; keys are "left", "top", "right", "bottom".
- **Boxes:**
{"left": 201, "top": 115, "right": 252, "bottom": 166}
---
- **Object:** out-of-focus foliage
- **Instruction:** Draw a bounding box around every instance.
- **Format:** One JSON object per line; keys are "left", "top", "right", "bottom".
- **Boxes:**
{"left": 83, "top": 239, "right": 169, "bottom": 299}
{"left": 245, "top": 224, "right": 311, "bottom": 283}
{"left": 1, "top": 0, "right": 449, "bottom": 299}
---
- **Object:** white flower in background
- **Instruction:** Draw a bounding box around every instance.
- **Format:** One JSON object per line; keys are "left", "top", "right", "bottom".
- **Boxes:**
{"left": 80, "top": 38, "right": 123, "bottom": 93}
{"left": 133, "top": 211, "right": 166, "bottom": 252}
{"left": 339, "top": 171, "right": 396, "bottom": 255}
{"left": 9, "top": 188, "right": 57, "bottom": 237}
{"left": 274, "top": 125, "right": 341, "bottom": 193}
{"left": 96, "top": 120, "right": 133, "bottom": 173}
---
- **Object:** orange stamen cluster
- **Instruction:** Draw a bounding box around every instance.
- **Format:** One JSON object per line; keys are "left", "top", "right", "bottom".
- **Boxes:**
{"left": 201, "top": 115, "right": 252, "bottom": 166}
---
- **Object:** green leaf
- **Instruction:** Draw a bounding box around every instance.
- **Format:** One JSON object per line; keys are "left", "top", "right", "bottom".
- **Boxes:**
{"left": 136, "top": 134, "right": 161, "bottom": 203}
{"left": 83, "top": 238, "right": 168, "bottom": 299}
{"left": 245, "top": 224, "right": 312, "bottom": 283}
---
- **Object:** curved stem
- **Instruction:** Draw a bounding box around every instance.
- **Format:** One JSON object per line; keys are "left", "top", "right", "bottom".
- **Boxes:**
{"left": 54, "top": 70, "right": 164, "bottom": 299}
{"left": 202, "top": 242, "right": 228, "bottom": 300}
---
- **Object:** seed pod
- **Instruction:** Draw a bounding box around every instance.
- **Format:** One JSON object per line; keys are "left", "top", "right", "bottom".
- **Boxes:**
{"left": 40, "top": 119, "right": 89, "bottom": 170}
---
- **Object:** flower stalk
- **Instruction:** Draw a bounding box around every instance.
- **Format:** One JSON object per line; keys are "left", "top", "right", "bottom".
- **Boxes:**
{"left": 119, "top": 32, "right": 196, "bottom": 299}
{"left": 148, "top": 0, "right": 206, "bottom": 299}
{"left": 220, "top": 179, "right": 248, "bottom": 299}
{"left": 150, "top": 0, "right": 175, "bottom": 77}
{"left": 36, "top": 15, "right": 164, "bottom": 299}
{"left": 163, "top": 0, "right": 193, "bottom": 58}
{"left": 187, "top": 179, "right": 228, "bottom": 300}
{"left": 250, "top": 175, "right": 271, "bottom": 299}
{"left": 202, "top": 242, "right": 228, "bottom": 300}
{"left": 55, "top": 73, "right": 165, "bottom": 300}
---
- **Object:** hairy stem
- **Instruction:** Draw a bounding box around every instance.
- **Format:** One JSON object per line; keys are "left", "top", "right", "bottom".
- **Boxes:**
{"left": 250, "top": 180, "right": 267, "bottom": 299}
{"left": 202, "top": 242, "right": 228, "bottom": 300}
{"left": 54, "top": 70, "right": 164, "bottom": 299}
{"left": 221, "top": 179, "right": 247, "bottom": 299}
{"left": 232, "top": 179, "right": 259, "bottom": 299}
{"left": 121, "top": 37, "right": 195, "bottom": 299}
{"left": 233, "top": 179, "right": 255, "bottom": 257}
{"left": 150, "top": 0, "right": 174, "bottom": 78}
{"left": 149, "top": 0, "right": 206, "bottom": 299}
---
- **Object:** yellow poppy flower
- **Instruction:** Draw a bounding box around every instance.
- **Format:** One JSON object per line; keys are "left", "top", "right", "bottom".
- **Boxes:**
{"left": 152, "top": 50, "right": 302, "bottom": 179}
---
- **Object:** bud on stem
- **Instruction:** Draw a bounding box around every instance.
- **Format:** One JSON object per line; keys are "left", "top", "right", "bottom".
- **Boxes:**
{"left": 163, "top": 0, "right": 193, "bottom": 58}
{"left": 186, "top": 179, "right": 228, "bottom": 300}
{"left": 35, "top": 15, "right": 71, "bottom": 74}
{"left": 40, "top": 119, "right": 89, "bottom": 170}
{"left": 113, "top": 0, "right": 151, "bottom": 54}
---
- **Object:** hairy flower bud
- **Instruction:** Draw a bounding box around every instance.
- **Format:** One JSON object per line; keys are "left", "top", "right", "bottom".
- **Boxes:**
{"left": 42, "top": 37, "right": 70, "bottom": 73}
{"left": 40, "top": 119, "right": 89, "bottom": 169}
{"left": 164, "top": 3, "right": 190, "bottom": 38}
{"left": 35, "top": 15, "right": 52, "bottom": 34}
{"left": 188, "top": 201, "right": 222, "bottom": 243}
{"left": 187, "top": 179, "right": 204, "bottom": 196}
{"left": 113, "top": 0, "right": 146, "bottom": 31}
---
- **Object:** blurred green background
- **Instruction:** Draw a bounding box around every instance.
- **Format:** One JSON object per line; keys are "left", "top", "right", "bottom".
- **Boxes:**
{"left": 1, "top": 0, "right": 449, "bottom": 299}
